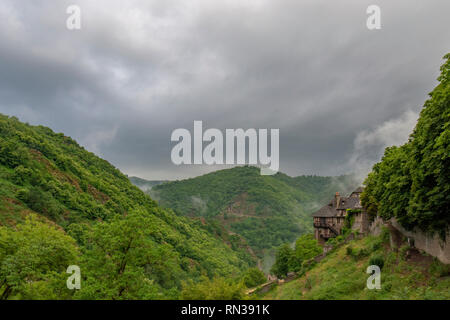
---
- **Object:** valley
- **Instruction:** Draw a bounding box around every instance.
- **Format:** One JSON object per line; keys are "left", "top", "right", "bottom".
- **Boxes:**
{"left": 132, "top": 166, "right": 359, "bottom": 271}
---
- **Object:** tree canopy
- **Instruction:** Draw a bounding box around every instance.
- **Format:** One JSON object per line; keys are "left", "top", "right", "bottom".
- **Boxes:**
{"left": 362, "top": 54, "right": 450, "bottom": 237}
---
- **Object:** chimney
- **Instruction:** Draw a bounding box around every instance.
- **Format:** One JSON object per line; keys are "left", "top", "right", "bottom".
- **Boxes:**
{"left": 335, "top": 192, "right": 340, "bottom": 209}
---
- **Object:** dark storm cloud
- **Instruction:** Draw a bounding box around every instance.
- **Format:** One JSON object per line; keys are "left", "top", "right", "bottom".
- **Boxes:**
{"left": 0, "top": 0, "right": 448, "bottom": 179}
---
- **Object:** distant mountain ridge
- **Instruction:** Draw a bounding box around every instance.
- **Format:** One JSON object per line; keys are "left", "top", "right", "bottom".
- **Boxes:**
{"left": 128, "top": 176, "right": 168, "bottom": 192}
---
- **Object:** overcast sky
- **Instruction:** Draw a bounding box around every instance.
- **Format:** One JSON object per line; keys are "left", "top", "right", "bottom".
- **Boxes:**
{"left": 0, "top": 0, "right": 448, "bottom": 180}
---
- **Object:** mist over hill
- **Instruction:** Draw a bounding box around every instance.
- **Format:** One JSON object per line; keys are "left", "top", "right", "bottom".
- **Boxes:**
{"left": 128, "top": 176, "right": 168, "bottom": 192}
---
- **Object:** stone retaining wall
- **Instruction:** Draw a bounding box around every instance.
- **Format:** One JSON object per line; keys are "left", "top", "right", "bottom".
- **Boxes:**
{"left": 389, "top": 218, "right": 450, "bottom": 264}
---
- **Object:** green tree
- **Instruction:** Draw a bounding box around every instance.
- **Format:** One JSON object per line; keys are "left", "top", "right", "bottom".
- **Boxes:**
{"left": 0, "top": 215, "right": 79, "bottom": 300}
{"left": 362, "top": 54, "right": 450, "bottom": 237}
{"left": 291, "top": 234, "right": 322, "bottom": 271}
{"left": 181, "top": 276, "right": 245, "bottom": 300}
{"left": 75, "top": 209, "right": 165, "bottom": 300}
{"left": 407, "top": 54, "right": 450, "bottom": 235}
{"left": 242, "top": 267, "right": 266, "bottom": 288}
{"left": 270, "top": 244, "right": 294, "bottom": 278}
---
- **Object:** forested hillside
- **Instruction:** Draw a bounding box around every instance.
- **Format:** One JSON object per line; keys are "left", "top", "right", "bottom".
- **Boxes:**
{"left": 0, "top": 114, "right": 254, "bottom": 299}
{"left": 362, "top": 54, "right": 450, "bottom": 238}
{"left": 150, "top": 167, "right": 358, "bottom": 255}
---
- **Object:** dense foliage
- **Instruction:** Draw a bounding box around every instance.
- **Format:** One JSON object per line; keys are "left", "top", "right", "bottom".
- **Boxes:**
{"left": 181, "top": 276, "right": 245, "bottom": 300}
{"left": 270, "top": 234, "right": 322, "bottom": 278}
{"left": 270, "top": 244, "right": 294, "bottom": 278}
{"left": 0, "top": 215, "right": 79, "bottom": 299}
{"left": 0, "top": 114, "right": 253, "bottom": 299}
{"left": 242, "top": 268, "right": 267, "bottom": 288}
{"left": 362, "top": 54, "right": 450, "bottom": 237}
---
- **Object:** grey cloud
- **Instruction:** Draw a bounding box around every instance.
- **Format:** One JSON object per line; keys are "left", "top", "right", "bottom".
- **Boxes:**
{"left": 0, "top": 0, "right": 448, "bottom": 180}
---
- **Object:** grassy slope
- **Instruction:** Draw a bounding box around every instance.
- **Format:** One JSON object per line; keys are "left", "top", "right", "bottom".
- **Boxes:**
{"left": 260, "top": 232, "right": 450, "bottom": 300}
{"left": 0, "top": 114, "right": 252, "bottom": 285}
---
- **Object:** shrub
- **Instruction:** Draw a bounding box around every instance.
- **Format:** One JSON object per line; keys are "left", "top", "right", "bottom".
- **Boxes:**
{"left": 355, "top": 247, "right": 369, "bottom": 258}
{"left": 181, "top": 277, "right": 245, "bottom": 300}
{"left": 300, "top": 259, "right": 316, "bottom": 273}
{"left": 399, "top": 244, "right": 410, "bottom": 260}
{"left": 429, "top": 259, "right": 450, "bottom": 277}
{"left": 369, "top": 239, "right": 382, "bottom": 253}
{"left": 382, "top": 282, "right": 392, "bottom": 292}
{"left": 369, "top": 254, "right": 385, "bottom": 269}
{"left": 12, "top": 165, "right": 33, "bottom": 185}
{"left": 16, "top": 187, "right": 63, "bottom": 220}
{"left": 242, "top": 268, "right": 266, "bottom": 288}
{"left": 346, "top": 246, "right": 354, "bottom": 256}
{"left": 327, "top": 235, "right": 345, "bottom": 246}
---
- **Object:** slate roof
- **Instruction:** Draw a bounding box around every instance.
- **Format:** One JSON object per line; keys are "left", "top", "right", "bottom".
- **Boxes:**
{"left": 312, "top": 202, "right": 337, "bottom": 217}
{"left": 312, "top": 188, "right": 363, "bottom": 217}
{"left": 338, "top": 197, "right": 361, "bottom": 209}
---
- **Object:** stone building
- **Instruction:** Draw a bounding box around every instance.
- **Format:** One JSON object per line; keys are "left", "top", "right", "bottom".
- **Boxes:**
{"left": 312, "top": 187, "right": 369, "bottom": 244}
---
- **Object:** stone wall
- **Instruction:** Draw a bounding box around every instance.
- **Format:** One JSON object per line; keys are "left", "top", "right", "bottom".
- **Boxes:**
{"left": 389, "top": 218, "right": 450, "bottom": 265}
{"left": 350, "top": 210, "right": 370, "bottom": 234}
{"left": 368, "top": 216, "right": 385, "bottom": 236}
{"left": 369, "top": 216, "right": 449, "bottom": 264}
